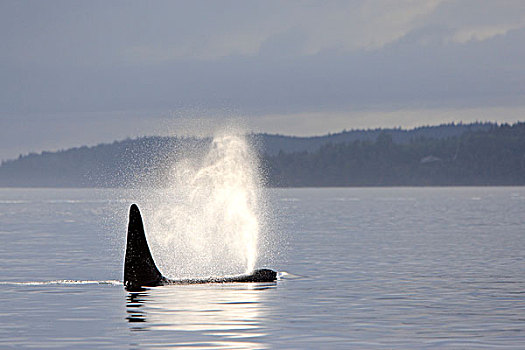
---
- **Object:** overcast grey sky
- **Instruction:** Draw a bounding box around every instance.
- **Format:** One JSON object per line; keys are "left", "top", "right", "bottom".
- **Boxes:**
{"left": 1, "top": 0, "right": 525, "bottom": 160}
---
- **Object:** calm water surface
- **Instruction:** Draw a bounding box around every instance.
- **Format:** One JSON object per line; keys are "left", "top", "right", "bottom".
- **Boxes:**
{"left": 0, "top": 187, "right": 524, "bottom": 349}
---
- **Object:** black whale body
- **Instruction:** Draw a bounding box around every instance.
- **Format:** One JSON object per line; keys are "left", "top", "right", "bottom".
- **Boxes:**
{"left": 124, "top": 204, "right": 277, "bottom": 291}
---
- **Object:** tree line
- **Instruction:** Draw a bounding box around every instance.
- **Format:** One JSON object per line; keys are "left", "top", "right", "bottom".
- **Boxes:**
{"left": 0, "top": 122, "right": 523, "bottom": 187}
{"left": 263, "top": 123, "right": 525, "bottom": 186}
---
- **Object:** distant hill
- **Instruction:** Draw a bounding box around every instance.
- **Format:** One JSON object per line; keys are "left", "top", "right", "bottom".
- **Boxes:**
{"left": 0, "top": 136, "right": 208, "bottom": 188}
{"left": 1, "top": 122, "right": 523, "bottom": 187}
{"left": 256, "top": 122, "right": 494, "bottom": 155}
{"left": 264, "top": 123, "right": 525, "bottom": 186}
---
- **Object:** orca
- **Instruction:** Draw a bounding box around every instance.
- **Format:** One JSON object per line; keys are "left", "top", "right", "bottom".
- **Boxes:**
{"left": 124, "top": 204, "right": 277, "bottom": 291}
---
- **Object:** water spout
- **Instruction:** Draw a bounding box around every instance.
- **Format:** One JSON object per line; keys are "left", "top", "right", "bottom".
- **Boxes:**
{"left": 144, "top": 132, "right": 263, "bottom": 279}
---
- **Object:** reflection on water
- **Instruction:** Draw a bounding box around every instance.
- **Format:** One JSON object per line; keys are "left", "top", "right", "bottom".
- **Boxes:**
{"left": 126, "top": 292, "right": 148, "bottom": 324}
{"left": 125, "top": 283, "right": 276, "bottom": 348}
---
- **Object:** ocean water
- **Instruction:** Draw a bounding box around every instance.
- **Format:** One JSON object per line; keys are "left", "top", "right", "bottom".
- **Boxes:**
{"left": 0, "top": 187, "right": 524, "bottom": 349}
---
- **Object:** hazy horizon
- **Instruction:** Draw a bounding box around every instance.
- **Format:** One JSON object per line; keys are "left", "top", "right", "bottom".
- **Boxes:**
{"left": 0, "top": 119, "right": 509, "bottom": 162}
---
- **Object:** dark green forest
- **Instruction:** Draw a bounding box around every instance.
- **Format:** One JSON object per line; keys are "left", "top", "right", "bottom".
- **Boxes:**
{"left": 264, "top": 123, "right": 525, "bottom": 186}
{"left": 1, "top": 122, "right": 524, "bottom": 187}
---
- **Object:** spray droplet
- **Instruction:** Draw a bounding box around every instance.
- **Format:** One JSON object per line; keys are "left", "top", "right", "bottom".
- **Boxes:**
{"left": 144, "top": 132, "right": 263, "bottom": 279}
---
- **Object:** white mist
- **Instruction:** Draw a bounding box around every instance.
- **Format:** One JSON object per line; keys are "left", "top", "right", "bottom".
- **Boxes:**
{"left": 146, "top": 132, "right": 263, "bottom": 279}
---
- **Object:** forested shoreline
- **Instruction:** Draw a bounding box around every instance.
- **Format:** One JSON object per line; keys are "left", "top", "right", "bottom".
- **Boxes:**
{"left": 1, "top": 122, "right": 524, "bottom": 187}
{"left": 264, "top": 123, "right": 525, "bottom": 186}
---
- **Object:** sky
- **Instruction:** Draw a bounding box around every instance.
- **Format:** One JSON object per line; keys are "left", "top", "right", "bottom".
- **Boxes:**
{"left": 1, "top": 0, "right": 525, "bottom": 161}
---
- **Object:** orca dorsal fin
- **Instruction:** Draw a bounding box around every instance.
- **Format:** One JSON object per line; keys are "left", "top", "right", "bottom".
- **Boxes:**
{"left": 124, "top": 204, "right": 165, "bottom": 290}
